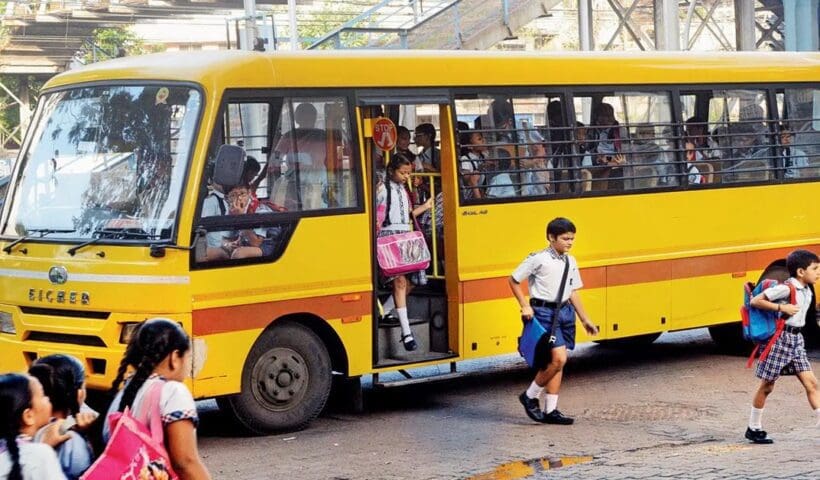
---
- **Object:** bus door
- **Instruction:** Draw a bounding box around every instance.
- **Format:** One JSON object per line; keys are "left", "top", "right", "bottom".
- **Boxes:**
{"left": 356, "top": 91, "right": 460, "bottom": 368}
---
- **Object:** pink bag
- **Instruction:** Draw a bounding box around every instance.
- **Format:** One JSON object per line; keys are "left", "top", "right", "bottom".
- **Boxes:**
{"left": 376, "top": 230, "right": 431, "bottom": 276}
{"left": 81, "top": 381, "right": 177, "bottom": 480}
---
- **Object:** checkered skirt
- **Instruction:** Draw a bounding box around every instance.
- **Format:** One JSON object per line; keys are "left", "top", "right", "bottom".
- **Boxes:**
{"left": 755, "top": 331, "right": 812, "bottom": 381}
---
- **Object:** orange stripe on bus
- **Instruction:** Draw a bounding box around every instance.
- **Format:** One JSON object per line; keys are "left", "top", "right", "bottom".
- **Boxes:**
{"left": 192, "top": 291, "right": 372, "bottom": 336}
{"left": 463, "top": 244, "right": 818, "bottom": 304}
{"left": 192, "top": 245, "right": 817, "bottom": 335}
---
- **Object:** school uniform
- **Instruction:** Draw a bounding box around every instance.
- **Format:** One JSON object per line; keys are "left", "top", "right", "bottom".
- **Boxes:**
{"left": 755, "top": 278, "right": 815, "bottom": 381}
{"left": 512, "top": 247, "right": 583, "bottom": 350}
{"left": 201, "top": 190, "right": 228, "bottom": 248}
{"left": 0, "top": 436, "right": 67, "bottom": 480}
{"left": 782, "top": 146, "right": 808, "bottom": 179}
{"left": 376, "top": 180, "right": 426, "bottom": 286}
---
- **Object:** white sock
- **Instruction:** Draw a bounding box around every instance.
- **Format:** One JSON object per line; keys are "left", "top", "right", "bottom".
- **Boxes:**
{"left": 382, "top": 296, "right": 395, "bottom": 314}
{"left": 544, "top": 394, "right": 559, "bottom": 414}
{"left": 396, "top": 307, "right": 411, "bottom": 336}
{"left": 749, "top": 406, "right": 763, "bottom": 430}
{"left": 815, "top": 408, "right": 820, "bottom": 427}
{"left": 525, "top": 381, "right": 543, "bottom": 400}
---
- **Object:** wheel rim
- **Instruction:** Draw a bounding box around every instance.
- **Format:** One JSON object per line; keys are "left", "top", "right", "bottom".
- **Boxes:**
{"left": 250, "top": 347, "right": 309, "bottom": 412}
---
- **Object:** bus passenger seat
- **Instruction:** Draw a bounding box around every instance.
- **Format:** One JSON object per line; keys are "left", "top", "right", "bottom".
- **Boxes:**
{"left": 580, "top": 169, "right": 592, "bottom": 192}
{"left": 632, "top": 165, "right": 659, "bottom": 189}
{"left": 698, "top": 162, "right": 714, "bottom": 184}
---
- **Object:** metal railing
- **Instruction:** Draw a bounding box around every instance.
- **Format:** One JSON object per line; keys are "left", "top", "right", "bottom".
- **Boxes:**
{"left": 308, "top": 0, "right": 466, "bottom": 50}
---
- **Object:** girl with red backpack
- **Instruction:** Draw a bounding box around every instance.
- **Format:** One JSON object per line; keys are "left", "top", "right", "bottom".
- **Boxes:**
{"left": 98, "top": 319, "right": 211, "bottom": 479}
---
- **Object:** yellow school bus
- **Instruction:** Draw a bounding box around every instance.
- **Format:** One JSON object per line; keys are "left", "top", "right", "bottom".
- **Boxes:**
{"left": 1, "top": 50, "right": 818, "bottom": 433}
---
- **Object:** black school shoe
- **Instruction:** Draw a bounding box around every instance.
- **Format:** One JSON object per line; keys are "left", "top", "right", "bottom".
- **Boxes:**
{"left": 540, "top": 409, "right": 575, "bottom": 425}
{"left": 400, "top": 334, "right": 417, "bottom": 351}
{"left": 518, "top": 392, "right": 545, "bottom": 422}
{"left": 379, "top": 312, "right": 399, "bottom": 325}
{"left": 745, "top": 427, "right": 774, "bottom": 444}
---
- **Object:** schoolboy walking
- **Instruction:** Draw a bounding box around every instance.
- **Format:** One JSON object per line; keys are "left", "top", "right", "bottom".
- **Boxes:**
{"left": 745, "top": 249, "right": 820, "bottom": 444}
{"left": 508, "top": 217, "right": 598, "bottom": 424}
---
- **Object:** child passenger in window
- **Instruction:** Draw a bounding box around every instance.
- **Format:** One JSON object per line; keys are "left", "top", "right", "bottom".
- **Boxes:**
{"left": 224, "top": 184, "right": 276, "bottom": 259}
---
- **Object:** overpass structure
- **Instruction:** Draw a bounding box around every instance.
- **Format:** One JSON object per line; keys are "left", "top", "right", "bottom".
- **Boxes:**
{"left": 1, "top": 0, "right": 818, "bottom": 156}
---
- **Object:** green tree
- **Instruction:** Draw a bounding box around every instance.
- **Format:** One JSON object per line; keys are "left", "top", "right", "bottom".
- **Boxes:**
{"left": 0, "top": 76, "right": 44, "bottom": 150}
{"left": 80, "top": 26, "right": 161, "bottom": 64}
{"left": 289, "top": 1, "right": 374, "bottom": 49}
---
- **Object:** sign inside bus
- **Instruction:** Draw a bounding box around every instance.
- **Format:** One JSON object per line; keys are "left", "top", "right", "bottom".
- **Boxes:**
{"left": 28, "top": 289, "right": 90, "bottom": 305}
{"left": 372, "top": 117, "right": 397, "bottom": 152}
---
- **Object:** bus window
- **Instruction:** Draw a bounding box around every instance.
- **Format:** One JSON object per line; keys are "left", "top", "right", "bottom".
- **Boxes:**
{"left": 196, "top": 95, "right": 358, "bottom": 264}
{"left": 455, "top": 93, "right": 565, "bottom": 201}
{"left": 224, "top": 102, "right": 269, "bottom": 197}
{"left": 702, "top": 89, "right": 774, "bottom": 184}
{"left": 573, "top": 91, "right": 673, "bottom": 191}
{"left": 270, "top": 98, "right": 357, "bottom": 211}
{"left": 779, "top": 88, "right": 820, "bottom": 179}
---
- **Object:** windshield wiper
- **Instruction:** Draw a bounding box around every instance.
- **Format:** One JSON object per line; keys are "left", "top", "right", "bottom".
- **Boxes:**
{"left": 67, "top": 229, "right": 161, "bottom": 256}
{"left": 3, "top": 229, "right": 76, "bottom": 254}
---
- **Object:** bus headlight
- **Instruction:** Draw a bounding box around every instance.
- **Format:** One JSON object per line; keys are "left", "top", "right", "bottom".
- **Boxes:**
{"left": 0, "top": 312, "right": 15, "bottom": 334}
{"left": 119, "top": 322, "right": 141, "bottom": 344}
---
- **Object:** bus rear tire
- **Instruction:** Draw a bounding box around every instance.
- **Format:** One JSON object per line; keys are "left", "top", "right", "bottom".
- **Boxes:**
{"left": 221, "top": 322, "right": 332, "bottom": 434}
{"left": 708, "top": 323, "right": 753, "bottom": 355}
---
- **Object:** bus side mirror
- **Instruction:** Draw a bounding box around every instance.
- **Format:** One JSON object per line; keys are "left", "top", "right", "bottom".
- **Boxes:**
{"left": 213, "top": 145, "right": 245, "bottom": 187}
{"left": 193, "top": 227, "right": 208, "bottom": 263}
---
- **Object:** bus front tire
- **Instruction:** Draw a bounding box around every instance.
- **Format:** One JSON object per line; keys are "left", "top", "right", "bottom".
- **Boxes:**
{"left": 222, "top": 322, "right": 332, "bottom": 434}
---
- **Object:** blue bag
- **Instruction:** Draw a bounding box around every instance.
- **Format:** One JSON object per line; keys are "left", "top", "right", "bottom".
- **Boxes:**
{"left": 517, "top": 257, "right": 570, "bottom": 369}
{"left": 741, "top": 279, "right": 795, "bottom": 343}
{"left": 518, "top": 317, "right": 548, "bottom": 368}
{"left": 740, "top": 278, "right": 796, "bottom": 368}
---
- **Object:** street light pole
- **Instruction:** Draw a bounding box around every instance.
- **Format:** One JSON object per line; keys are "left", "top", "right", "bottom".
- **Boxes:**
{"left": 244, "top": 0, "right": 257, "bottom": 50}
{"left": 288, "top": 0, "right": 299, "bottom": 50}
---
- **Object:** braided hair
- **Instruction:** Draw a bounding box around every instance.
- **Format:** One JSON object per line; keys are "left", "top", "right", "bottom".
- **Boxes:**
{"left": 29, "top": 354, "right": 85, "bottom": 417}
{"left": 109, "top": 318, "right": 191, "bottom": 412}
{"left": 0, "top": 374, "right": 32, "bottom": 480}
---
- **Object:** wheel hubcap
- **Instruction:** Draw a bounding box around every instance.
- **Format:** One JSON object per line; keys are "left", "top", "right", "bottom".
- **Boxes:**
{"left": 251, "top": 347, "right": 308, "bottom": 411}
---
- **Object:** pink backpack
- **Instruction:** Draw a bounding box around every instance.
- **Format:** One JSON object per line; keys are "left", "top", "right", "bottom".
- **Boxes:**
{"left": 81, "top": 381, "right": 177, "bottom": 480}
{"left": 376, "top": 230, "right": 431, "bottom": 276}
{"left": 375, "top": 182, "right": 431, "bottom": 276}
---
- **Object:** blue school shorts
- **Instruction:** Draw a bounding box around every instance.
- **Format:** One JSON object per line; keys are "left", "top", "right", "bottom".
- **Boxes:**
{"left": 533, "top": 303, "right": 577, "bottom": 350}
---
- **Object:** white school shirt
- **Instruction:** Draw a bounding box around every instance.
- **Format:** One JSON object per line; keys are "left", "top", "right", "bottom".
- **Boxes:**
{"left": 103, "top": 375, "right": 199, "bottom": 443}
{"left": 376, "top": 181, "right": 412, "bottom": 232}
{"left": 783, "top": 147, "right": 808, "bottom": 179}
{"left": 0, "top": 438, "right": 67, "bottom": 480}
{"left": 761, "top": 278, "right": 814, "bottom": 328}
{"left": 201, "top": 190, "right": 227, "bottom": 247}
{"left": 486, "top": 173, "right": 516, "bottom": 198}
{"left": 512, "top": 248, "right": 583, "bottom": 303}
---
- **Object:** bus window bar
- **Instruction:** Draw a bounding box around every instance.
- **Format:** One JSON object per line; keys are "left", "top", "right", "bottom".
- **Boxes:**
{"left": 408, "top": 172, "right": 443, "bottom": 280}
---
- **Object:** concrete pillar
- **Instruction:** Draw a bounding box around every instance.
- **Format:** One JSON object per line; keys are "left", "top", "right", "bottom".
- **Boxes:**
{"left": 734, "top": 0, "right": 756, "bottom": 51}
{"left": 18, "top": 78, "right": 31, "bottom": 133}
{"left": 654, "top": 0, "right": 680, "bottom": 50}
{"left": 578, "top": 0, "right": 593, "bottom": 51}
{"left": 783, "top": 0, "right": 820, "bottom": 51}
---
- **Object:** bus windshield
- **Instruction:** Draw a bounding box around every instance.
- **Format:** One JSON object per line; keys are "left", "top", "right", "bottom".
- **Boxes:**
{"left": 2, "top": 84, "right": 201, "bottom": 242}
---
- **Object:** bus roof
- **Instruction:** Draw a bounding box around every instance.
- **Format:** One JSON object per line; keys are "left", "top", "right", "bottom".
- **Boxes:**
{"left": 44, "top": 50, "right": 820, "bottom": 92}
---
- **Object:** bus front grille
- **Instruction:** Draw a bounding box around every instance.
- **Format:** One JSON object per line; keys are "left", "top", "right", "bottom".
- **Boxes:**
{"left": 25, "top": 332, "right": 107, "bottom": 347}
{"left": 20, "top": 307, "right": 111, "bottom": 320}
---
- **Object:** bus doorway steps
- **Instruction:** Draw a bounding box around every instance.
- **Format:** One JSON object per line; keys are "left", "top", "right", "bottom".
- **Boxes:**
{"left": 372, "top": 362, "right": 459, "bottom": 389}
{"left": 376, "top": 293, "right": 448, "bottom": 362}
